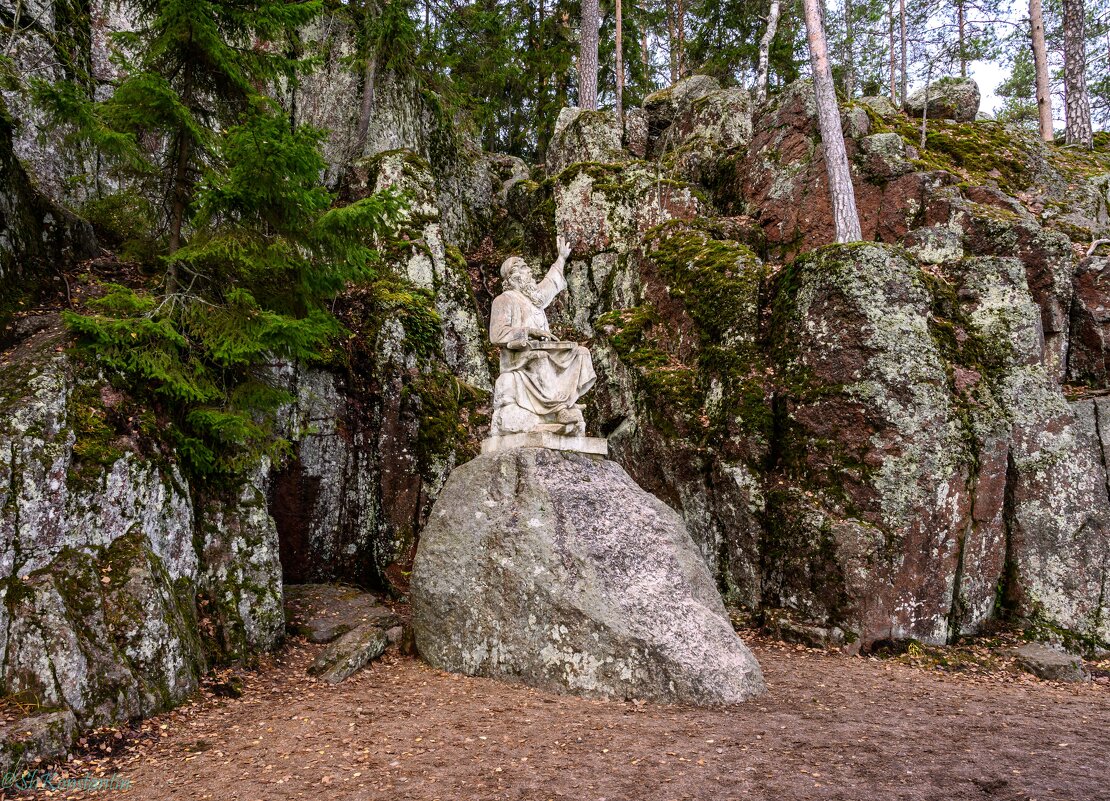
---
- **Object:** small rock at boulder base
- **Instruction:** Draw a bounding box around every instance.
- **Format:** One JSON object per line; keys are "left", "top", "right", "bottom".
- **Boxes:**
{"left": 411, "top": 448, "right": 765, "bottom": 705}
{"left": 903, "top": 77, "right": 980, "bottom": 122}
{"left": 0, "top": 710, "right": 76, "bottom": 774}
{"left": 284, "top": 583, "right": 400, "bottom": 644}
{"left": 1009, "top": 643, "right": 1091, "bottom": 682}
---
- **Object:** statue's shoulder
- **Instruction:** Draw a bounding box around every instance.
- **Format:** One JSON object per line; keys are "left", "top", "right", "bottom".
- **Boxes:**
{"left": 493, "top": 289, "right": 528, "bottom": 308}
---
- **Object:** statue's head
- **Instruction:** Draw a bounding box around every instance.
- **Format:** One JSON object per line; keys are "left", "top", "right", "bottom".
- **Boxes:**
{"left": 499, "top": 256, "right": 532, "bottom": 289}
{"left": 500, "top": 256, "right": 544, "bottom": 306}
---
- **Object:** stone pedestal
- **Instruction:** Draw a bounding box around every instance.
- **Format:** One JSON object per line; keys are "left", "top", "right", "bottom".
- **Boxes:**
{"left": 411, "top": 447, "right": 765, "bottom": 705}
{"left": 481, "top": 433, "right": 608, "bottom": 456}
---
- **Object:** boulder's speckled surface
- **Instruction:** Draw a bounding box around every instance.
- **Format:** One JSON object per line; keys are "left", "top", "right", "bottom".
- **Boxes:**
{"left": 412, "top": 448, "right": 765, "bottom": 705}
{"left": 903, "top": 77, "right": 981, "bottom": 122}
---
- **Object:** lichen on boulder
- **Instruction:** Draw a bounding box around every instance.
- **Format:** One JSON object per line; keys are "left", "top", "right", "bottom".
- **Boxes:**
{"left": 904, "top": 77, "right": 981, "bottom": 123}
{"left": 412, "top": 447, "right": 765, "bottom": 705}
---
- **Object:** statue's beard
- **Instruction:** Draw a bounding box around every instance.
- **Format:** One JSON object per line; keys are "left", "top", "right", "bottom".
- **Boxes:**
{"left": 511, "top": 275, "right": 544, "bottom": 308}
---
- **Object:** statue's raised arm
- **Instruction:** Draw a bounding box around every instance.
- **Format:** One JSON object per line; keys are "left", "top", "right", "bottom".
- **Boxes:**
{"left": 488, "top": 237, "right": 597, "bottom": 439}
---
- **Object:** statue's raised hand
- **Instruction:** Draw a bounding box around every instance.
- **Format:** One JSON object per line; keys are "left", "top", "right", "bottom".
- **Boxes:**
{"left": 556, "top": 235, "right": 572, "bottom": 261}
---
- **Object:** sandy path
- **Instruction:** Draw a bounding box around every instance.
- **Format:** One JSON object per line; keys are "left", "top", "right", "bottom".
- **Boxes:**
{"left": 49, "top": 640, "right": 1109, "bottom": 801}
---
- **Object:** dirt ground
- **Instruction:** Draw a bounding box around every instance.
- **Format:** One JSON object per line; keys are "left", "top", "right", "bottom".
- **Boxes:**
{"left": 41, "top": 638, "right": 1110, "bottom": 801}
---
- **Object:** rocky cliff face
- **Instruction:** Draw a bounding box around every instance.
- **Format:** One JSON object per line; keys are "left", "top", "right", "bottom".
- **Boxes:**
{"left": 499, "top": 75, "right": 1110, "bottom": 652}
{"left": 0, "top": 94, "right": 96, "bottom": 322}
{"left": 0, "top": 328, "right": 282, "bottom": 763}
{"left": 3, "top": 6, "right": 1110, "bottom": 764}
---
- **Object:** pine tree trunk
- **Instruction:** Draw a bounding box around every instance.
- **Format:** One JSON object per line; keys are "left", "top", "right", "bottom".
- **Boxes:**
{"left": 667, "top": 0, "right": 677, "bottom": 83}
{"left": 1062, "top": 0, "right": 1093, "bottom": 148}
{"left": 1030, "top": 0, "right": 1054, "bottom": 142}
{"left": 354, "top": 56, "right": 378, "bottom": 157}
{"left": 899, "top": 0, "right": 907, "bottom": 104}
{"left": 579, "top": 0, "right": 599, "bottom": 109}
{"left": 755, "top": 0, "right": 782, "bottom": 104}
{"left": 803, "top": 0, "right": 862, "bottom": 243}
{"left": 676, "top": 0, "right": 685, "bottom": 78}
{"left": 889, "top": 2, "right": 896, "bottom": 102}
{"left": 615, "top": 0, "right": 624, "bottom": 127}
{"left": 958, "top": 1, "right": 967, "bottom": 77}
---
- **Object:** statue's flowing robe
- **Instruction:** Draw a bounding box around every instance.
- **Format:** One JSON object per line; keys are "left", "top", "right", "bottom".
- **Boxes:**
{"left": 489, "top": 266, "right": 596, "bottom": 415}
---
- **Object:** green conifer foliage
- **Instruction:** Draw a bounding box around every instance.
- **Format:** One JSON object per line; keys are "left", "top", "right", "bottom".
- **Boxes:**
{"left": 63, "top": 105, "right": 403, "bottom": 478}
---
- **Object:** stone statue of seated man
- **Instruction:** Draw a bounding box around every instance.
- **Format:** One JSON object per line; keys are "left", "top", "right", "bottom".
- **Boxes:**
{"left": 489, "top": 236, "right": 597, "bottom": 437}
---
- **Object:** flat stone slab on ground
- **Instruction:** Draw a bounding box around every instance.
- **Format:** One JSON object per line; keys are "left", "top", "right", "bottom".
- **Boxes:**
{"left": 1009, "top": 643, "right": 1090, "bottom": 682}
{"left": 284, "top": 584, "right": 400, "bottom": 644}
{"left": 481, "top": 433, "right": 608, "bottom": 456}
{"left": 309, "top": 626, "right": 390, "bottom": 684}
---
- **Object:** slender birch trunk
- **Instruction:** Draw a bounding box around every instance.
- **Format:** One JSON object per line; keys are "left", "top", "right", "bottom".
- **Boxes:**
{"left": 802, "top": 0, "right": 862, "bottom": 242}
{"left": 1030, "top": 0, "right": 1054, "bottom": 141}
{"left": 755, "top": 0, "right": 782, "bottom": 104}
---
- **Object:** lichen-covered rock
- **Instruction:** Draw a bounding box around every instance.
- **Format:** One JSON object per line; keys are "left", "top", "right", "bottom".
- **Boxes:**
{"left": 553, "top": 162, "right": 704, "bottom": 258}
{"left": 0, "top": 329, "right": 285, "bottom": 744}
{"left": 1009, "top": 643, "right": 1090, "bottom": 682}
{"left": 769, "top": 244, "right": 971, "bottom": 645}
{"left": 0, "top": 96, "right": 96, "bottom": 307}
{"left": 289, "top": 15, "right": 497, "bottom": 248}
{"left": 0, "top": 710, "right": 76, "bottom": 773}
{"left": 412, "top": 447, "right": 765, "bottom": 705}
{"left": 736, "top": 80, "right": 936, "bottom": 257}
{"left": 196, "top": 472, "right": 285, "bottom": 661}
{"left": 546, "top": 108, "right": 624, "bottom": 173}
{"left": 904, "top": 77, "right": 981, "bottom": 123}
{"left": 657, "top": 87, "right": 752, "bottom": 183}
{"left": 623, "top": 107, "right": 649, "bottom": 157}
{"left": 858, "top": 95, "right": 900, "bottom": 119}
{"left": 643, "top": 74, "right": 721, "bottom": 138}
{"left": 1067, "top": 256, "right": 1110, "bottom": 386}
{"left": 284, "top": 583, "right": 400, "bottom": 643}
{"left": 308, "top": 625, "right": 389, "bottom": 684}
{"left": 343, "top": 150, "right": 491, "bottom": 388}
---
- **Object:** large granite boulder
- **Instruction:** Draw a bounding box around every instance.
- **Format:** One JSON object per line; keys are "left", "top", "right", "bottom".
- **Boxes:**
{"left": 411, "top": 447, "right": 765, "bottom": 705}
{"left": 546, "top": 108, "right": 625, "bottom": 173}
{"left": 904, "top": 77, "right": 981, "bottom": 122}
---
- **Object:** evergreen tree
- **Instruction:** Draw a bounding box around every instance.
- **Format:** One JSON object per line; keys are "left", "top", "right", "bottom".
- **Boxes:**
{"left": 64, "top": 105, "right": 403, "bottom": 477}
{"left": 35, "top": 0, "right": 323, "bottom": 275}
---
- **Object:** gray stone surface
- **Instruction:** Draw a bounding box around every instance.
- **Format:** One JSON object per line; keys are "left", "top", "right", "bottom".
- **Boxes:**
{"left": 0, "top": 710, "right": 77, "bottom": 773}
{"left": 411, "top": 447, "right": 765, "bottom": 705}
{"left": 0, "top": 331, "right": 284, "bottom": 732}
{"left": 481, "top": 434, "right": 608, "bottom": 456}
{"left": 284, "top": 584, "right": 400, "bottom": 644}
{"left": 858, "top": 95, "right": 900, "bottom": 119}
{"left": 546, "top": 108, "right": 624, "bottom": 173}
{"left": 309, "top": 626, "right": 389, "bottom": 685}
{"left": 904, "top": 77, "right": 981, "bottom": 122}
{"left": 1010, "top": 643, "right": 1090, "bottom": 682}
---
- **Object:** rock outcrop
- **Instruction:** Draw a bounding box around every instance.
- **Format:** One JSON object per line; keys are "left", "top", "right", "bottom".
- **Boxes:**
{"left": 0, "top": 330, "right": 283, "bottom": 769}
{"left": 412, "top": 447, "right": 765, "bottom": 705}
{"left": 904, "top": 77, "right": 981, "bottom": 123}
{"left": 515, "top": 76, "right": 1110, "bottom": 652}
{"left": 0, "top": 97, "right": 96, "bottom": 318}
